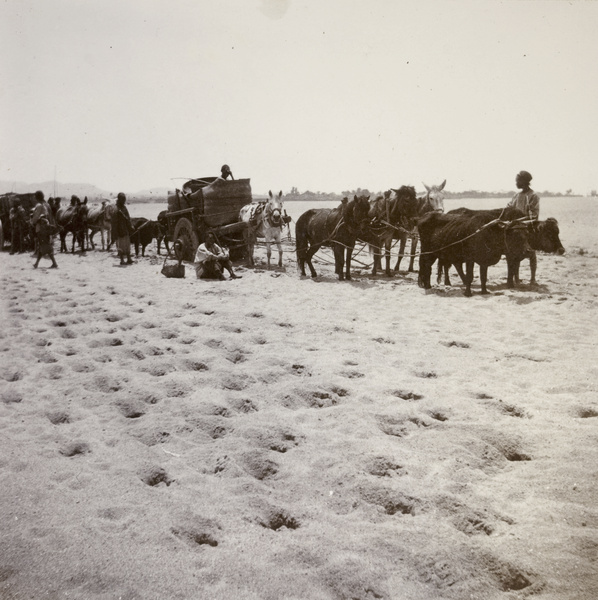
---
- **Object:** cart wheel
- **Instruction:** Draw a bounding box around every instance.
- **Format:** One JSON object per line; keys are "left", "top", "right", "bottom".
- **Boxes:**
{"left": 173, "top": 218, "right": 198, "bottom": 262}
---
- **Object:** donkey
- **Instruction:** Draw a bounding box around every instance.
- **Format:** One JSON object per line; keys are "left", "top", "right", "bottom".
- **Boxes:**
{"left": 87, "top": 200, "right": 113, "bottom": 250}
{"left": 240, "top": 190, "right": 287, "bottom": 268}
{"left": 56, "top": 200, "right": 88, "bottom": 253}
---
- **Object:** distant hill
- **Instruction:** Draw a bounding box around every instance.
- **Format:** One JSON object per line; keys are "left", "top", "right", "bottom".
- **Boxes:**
{"left": 0, "top": 181, "right": 171, "bottom": 203}
{"left": 0, "top": 180, "right": 110, "bottom": 200}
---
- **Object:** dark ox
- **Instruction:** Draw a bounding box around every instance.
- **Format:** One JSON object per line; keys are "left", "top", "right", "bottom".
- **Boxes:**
{"left": 417, "top": 207, "right": 531, "bottom": 296}
{"left": 130, "top": 217, "right": 160, "bottom": 257}
{"left": 512, "top": 216, "right": 565, "bottom": 285}
{"left": 438, "top": 208, "right": 565, "bottom": 288}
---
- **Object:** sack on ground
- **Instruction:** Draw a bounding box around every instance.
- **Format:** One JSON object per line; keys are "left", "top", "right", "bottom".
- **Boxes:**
{"left": 161, "top": 256, "right": 185, "bottom": 278}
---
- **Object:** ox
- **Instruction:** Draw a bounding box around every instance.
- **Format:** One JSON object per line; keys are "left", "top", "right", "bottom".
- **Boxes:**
{"left": 512, "top": 216, "right": 565, "bottom": 285}
{"left": 130, "top": 217, "right": 160, "bottom": 257}
{"left": 417, "top": 207, "right": 530, "bottom": 296}
{"left": 438, "top": 208, "right": 565, "bottom": 287}
{"left": 366, "top": 186, "right": 418, "bottom": 276}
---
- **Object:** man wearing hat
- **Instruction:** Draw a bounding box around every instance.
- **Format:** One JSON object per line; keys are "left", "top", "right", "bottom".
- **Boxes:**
{"left": 507, "top": 170, "right": 540, "bottom": 284}
{"left": 508, "top": 171, "right": 539, "bottom": 221}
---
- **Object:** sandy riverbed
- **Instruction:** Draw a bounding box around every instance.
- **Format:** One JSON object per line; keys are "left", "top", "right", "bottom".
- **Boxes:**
{"left": 1, "top": 232, "right": 597, "bottom": 599}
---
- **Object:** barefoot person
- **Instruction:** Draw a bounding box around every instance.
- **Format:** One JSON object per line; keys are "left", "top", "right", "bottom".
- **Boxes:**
{"left": 33, "top": 216, "right": 58, "bottom": 269}
{"left": 111, "top": 193, "right": 134, "bottom": 265}
{"left": 30, "top": 190, "right": 53, "bottom": 256}
{"left": 194, "top": 232, "right": 241, "bottom": 280}
{"left": 507, "top": 170, "right": 540, "bottom": 284}
{"left": 508, "top": 170, "right": 540, "bottom": 221}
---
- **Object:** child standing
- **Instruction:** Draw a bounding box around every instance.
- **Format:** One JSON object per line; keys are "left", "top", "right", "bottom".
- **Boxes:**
{"left": 33, "top": 216, "right": 58, "bottom": 269}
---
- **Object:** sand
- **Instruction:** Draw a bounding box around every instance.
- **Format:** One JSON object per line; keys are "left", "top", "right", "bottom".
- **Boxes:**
{"left": 1, "top": 230, "right": 597, "bottom": 600}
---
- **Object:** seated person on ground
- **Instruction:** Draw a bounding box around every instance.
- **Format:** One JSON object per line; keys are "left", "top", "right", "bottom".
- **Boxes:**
{"left": 194, "top": 232, "right": 241, "bottom": 280}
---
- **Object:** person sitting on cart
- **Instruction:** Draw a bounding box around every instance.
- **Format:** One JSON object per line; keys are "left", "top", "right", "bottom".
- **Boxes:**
{"left": 194, "top": 232, "right": 241, "bottom": 280}
{"left": 220, "top": 164, "right": 234, "bottom": 180}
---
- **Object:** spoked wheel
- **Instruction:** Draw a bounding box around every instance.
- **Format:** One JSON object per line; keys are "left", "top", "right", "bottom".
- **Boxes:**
{"left": 173, "top": 218, "right": 198, "bottom": 262}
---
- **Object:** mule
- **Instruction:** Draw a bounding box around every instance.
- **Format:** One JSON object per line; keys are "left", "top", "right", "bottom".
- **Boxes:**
{"left": 367, "top": 186, "right": 418, "bottom": 276}
{"left": 56, "top": 200, "right": 88, "bottom": 253}
{"left": 296, "top": 195, "right": 371, "bottom": 281}
{"left": 239, "top": 190, "right": 286, "bottom": 268}
{"left": 87, "top": 200, "right": 114, "bottom": 250}
{"left": 395, "top": 180, "right": 447, "bottom": 273}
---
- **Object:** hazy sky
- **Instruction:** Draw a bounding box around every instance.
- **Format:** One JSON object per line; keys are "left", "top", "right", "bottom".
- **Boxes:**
{"left": 1, "top": 0, "right": 597, "bottom": 195}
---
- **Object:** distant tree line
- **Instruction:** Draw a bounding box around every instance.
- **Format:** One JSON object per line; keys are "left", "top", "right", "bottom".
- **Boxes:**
{"left": 283, "top": 188, "right": 584, "bottom": 202}
{"left": 124, "top": 188, "right": 590, "bottom": 204}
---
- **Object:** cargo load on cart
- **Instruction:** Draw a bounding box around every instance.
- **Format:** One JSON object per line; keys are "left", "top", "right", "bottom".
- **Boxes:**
{"left": 165, "top": 174, "right": 252, "bottom": 262}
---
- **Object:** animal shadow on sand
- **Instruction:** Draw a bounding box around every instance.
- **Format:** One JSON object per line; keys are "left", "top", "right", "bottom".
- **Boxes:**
{"left": 298, "top": 274, "right": 374, "bottom": 291}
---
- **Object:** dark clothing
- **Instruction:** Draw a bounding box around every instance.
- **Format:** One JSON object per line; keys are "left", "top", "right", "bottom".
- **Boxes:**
{"left": 33, "top": 220, "right": 59, "bottom": 268}
{"left": 37, "top": 221, "right": 58, "bottom": 256}
{"left": 111, "top": 205, "right": 134, "bottom": 263}
{"left": 9, "top": 206, "right": 26, "bottom": 253}
{"left": 111, "top": 206, "right": 133, "bottom": 239}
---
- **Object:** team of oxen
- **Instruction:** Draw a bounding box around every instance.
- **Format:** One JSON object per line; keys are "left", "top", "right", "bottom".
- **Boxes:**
{"left": 6, "top": 184, "right": 565, "bottom": 296}
{"left": 295, "top": 180, "right": 565, "bottom": 296}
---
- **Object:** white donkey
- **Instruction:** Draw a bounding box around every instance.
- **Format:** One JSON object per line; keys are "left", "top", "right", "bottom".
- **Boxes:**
{"left": 239, "top": 190, "right": 286, "bottom": 268}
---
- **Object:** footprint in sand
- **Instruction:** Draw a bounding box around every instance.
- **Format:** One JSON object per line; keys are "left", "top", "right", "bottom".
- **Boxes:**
{"left": 140, "top": 465, "right": 173, "bottom": 487}
{"left": 365, "top": 456, "right": 405, "bottom": 477}
{"left": 258, "top": 509, "right": 300, "bottom": 531}
{"left": 171, "top": 516, "right": 220, "bottom": 547}
{"left": 47, "top": 410, "right": 71, "bottom": 425}
{"left": 59, "top": 441, "right": 91, "bottom": 457}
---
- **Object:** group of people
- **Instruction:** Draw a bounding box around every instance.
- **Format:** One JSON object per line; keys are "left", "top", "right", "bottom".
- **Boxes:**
{"left": 24, "top": 191, "right": 59, "bottom": 269}
{"left": 6, "top": 168, "right": 541, "bottom": 281}
{"left": 6, "top": 190, "right": 135, "bottom": 268}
